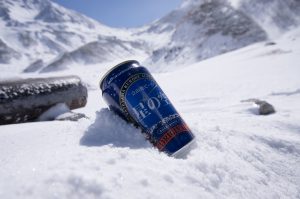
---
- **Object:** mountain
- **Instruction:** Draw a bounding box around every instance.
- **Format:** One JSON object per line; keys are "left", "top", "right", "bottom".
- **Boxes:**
{"left": 0, "top": 38, "right": 21, "bottom": 64}
{"left": 228, "top": 0, "right": 300, "bottom": 38}
{"left": 1, "top": 0, "right": 300, "bottom": 73}
{"left": 0, "top": 0, "right": 145, "bottom": 72}
{"left": 40, "top": 36, "right": 149, "bottom": 73}
{"left": 140, "top": 0, "right": 267, "bottom": 71}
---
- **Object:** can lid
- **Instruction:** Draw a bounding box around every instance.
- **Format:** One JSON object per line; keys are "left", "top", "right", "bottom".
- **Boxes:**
{"left": 99, "top": 60, "right": 139, "bottom": 90}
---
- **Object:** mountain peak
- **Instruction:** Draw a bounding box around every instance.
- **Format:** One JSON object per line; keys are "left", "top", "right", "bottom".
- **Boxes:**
{"left": 143, "top": 0, "right": 267, "bottom": 70}
{"left": 1, "top": 0, "right": 300, "bottom": 73}
{"left": 0, "top": 0, "right": 118, "bottom": 69}
{"left": 228, "top": 0, "right": 300, "bottom": 38}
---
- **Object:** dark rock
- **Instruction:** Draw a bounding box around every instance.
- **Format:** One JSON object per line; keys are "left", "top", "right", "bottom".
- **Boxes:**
{"left": 241, "top": 98, "right": 276, "bottom": 115}
{"left": 256, "top": 101, "right": 276, "bottom": 115}
{"left": 265, "top": 42, "right": 276, "bottom": 46}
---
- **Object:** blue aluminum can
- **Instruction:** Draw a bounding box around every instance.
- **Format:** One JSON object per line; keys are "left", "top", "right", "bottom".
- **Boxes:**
{"left": 100, "top": 60, "right": 195, "bottom": 157}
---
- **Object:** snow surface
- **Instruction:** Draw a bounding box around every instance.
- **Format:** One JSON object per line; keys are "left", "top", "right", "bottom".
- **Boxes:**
{"left": 0, "top": 29, "right": 300, "bottom": 199}
{"left": 38, "top": 103, "right": 70, "bottom": 121}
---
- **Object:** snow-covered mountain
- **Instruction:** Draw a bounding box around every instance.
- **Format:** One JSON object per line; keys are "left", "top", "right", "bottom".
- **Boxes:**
{"left": 141, "top": 0, "right": 268, "bottom": 71}
{"left": 39, "top": 36, "right": 149, "bottom": 73}
{"left": 0, "top": 0, "right": 147, "bottom": 71}
{"left": 0, "top": 38, "right": 21, "bottom": 64}
{"left": 1, "top": 0, "right": 300, "bottom": 73}
{"left": 228, "top": 0, "right": 300, "bottom": 38}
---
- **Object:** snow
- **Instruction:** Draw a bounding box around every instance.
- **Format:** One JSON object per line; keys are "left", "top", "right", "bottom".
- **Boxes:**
{"left": 38, "top": 103, "right": 70, "bottom": 121}
{"left": 80, "top": 108, "right": 151, "bottom": 149}
{"left": 7, "top": 2, "right": 38, "bottom": 22}
{"left": 0, "top": 28, "right": 300, "bottom": 198}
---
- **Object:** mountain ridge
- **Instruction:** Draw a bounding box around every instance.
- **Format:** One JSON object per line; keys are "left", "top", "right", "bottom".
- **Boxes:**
{"left": 0, "top": 0, "right": 299, "bottom": 73}
{"left": 142, "top": 0, "right": 267, "bottom": 71}
{"left": 0, "top": 0, "right": 134, "bottom": 70}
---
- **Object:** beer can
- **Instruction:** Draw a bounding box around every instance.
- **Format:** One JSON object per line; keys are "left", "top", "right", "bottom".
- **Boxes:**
{"left": 100, "top": 60, "right": 195, "bottom": 157}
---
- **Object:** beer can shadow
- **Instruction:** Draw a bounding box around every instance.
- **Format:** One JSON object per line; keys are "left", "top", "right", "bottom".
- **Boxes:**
{"left": 80, "top": 108, "right": 152, "bottom": 149}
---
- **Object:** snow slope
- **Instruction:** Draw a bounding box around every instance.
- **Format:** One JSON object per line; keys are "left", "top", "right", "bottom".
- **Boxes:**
{"left": 0, "top": 29, "right": 299, "bottom": 199}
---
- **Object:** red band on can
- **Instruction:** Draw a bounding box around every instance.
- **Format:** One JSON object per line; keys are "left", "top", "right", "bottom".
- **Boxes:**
{"left": 156, "top": 124, "right": 191, "bottom": 151}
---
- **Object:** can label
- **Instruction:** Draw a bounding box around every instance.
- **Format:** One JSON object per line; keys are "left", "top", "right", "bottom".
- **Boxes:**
{"left": 119, "top": 73, "right": 192, "bottom": 151}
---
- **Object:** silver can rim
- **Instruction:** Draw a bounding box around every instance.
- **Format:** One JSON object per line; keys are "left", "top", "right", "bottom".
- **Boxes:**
{"left": 99, "top": 60, "right": 139, "bottom": 90}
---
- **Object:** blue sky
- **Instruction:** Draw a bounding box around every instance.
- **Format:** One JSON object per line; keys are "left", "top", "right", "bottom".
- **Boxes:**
{"left": 52, "top": 0, "right": 182, "bottom": 28}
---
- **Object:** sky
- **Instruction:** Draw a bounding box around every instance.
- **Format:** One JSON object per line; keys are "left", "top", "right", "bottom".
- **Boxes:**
{"left": 52, "top": 0, "right": 182, "bottom": 28}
